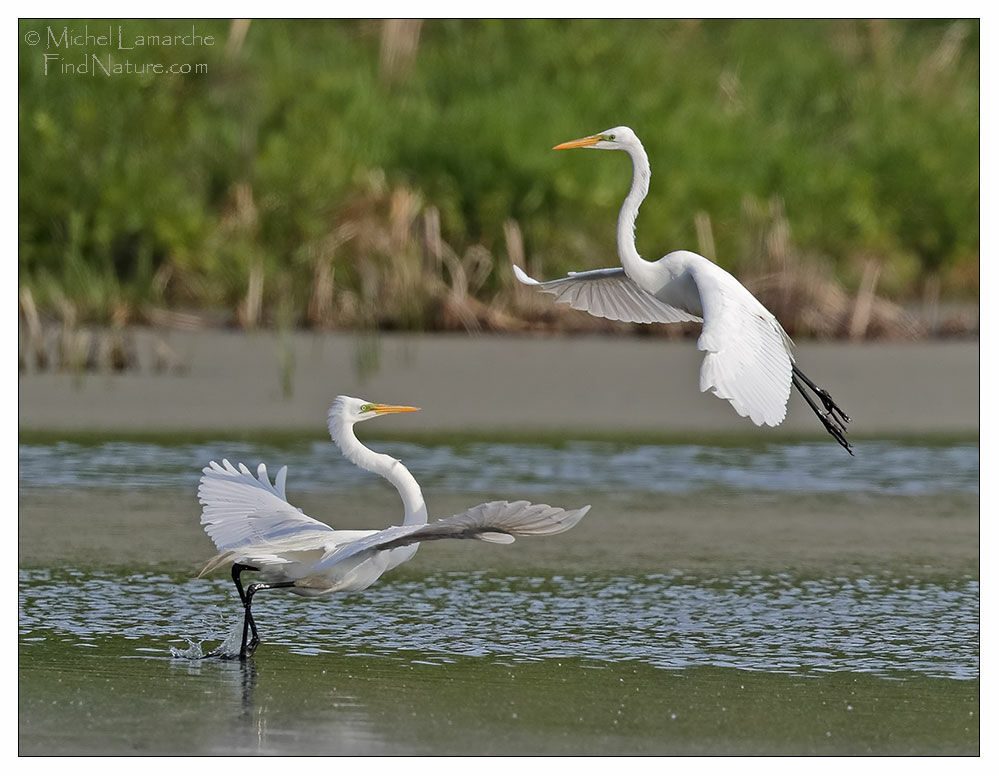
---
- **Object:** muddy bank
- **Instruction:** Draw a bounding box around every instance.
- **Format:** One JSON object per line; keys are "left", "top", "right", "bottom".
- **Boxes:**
{"left": 17, "top": 329, "right": 979, "bottom": 438}
{"left": 18, "top": 485, "right": 979, "bottom": 579}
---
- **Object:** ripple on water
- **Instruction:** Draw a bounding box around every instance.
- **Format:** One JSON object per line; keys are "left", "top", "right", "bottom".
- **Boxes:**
{"left": 17, "top": 440, "right": 980, "bottom": 495}
{"left": 18, "top": 568, "right": 979, "bottom": 680}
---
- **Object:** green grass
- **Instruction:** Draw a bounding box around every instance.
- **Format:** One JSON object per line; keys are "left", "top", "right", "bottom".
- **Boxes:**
{"left": 19, "top": 19, "right": 979, "bottom": 328}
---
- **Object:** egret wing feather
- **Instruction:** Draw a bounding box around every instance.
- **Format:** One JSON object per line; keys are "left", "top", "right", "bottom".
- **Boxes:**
{"left": 513, "top": 264, "right": 700, "bottom": 325}
{"left": 199, "top": 458, "right": 334, "bottom": 553}
{"left": 688, "top": 259, "right": 794, "bottom": 427}
{"left": 314, "top": 500, "right": 590, "bottom": 570}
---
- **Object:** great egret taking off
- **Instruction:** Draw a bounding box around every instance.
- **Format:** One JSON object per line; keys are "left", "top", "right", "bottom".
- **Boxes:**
{"left": 198, "top": 396, "right": 589, "bottom": 659}
{"left": 514, "top": 126, "right": 852, "bottom": 454}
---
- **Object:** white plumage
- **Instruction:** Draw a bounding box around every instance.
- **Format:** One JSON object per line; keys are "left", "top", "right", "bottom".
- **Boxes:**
{"left": 515, "top": 125, "right": 851, "bottom": 452}
{"left": 197, "top": 397, "right": 590, "bottom": 659}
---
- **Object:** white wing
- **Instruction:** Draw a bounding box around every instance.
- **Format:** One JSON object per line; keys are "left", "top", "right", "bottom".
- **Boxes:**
{"left": 198, "top": 459, "right": 334, "bottom": 553}
{"left": 514, "top": 255, "right": 793, "bottom": 427}
{"left": 687, "top": 256, "right": 794, "bottom": 427}
{"left": 513, "top": 264, "right": 701, "bottom": 325}
{"left": 313, "top": 500, "right": 590, "bottom": 570}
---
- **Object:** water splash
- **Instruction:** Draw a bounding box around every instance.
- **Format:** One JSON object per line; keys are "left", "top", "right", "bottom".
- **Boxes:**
{"left": 170, "top": 612, "right": 245, "bottom": 660}
{"left": 207, "top": 619, "right": 248, "bottom": 660}
{"left": 169, "top": 638, "right": 207, "bottom": 660}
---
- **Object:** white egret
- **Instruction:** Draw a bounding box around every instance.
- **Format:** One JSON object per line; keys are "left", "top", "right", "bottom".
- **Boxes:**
{"left": 514, "top": 126, "right": 852, "bottom": 454}
{"left": 198, "top": 396, "right": 590, "bottom": 659}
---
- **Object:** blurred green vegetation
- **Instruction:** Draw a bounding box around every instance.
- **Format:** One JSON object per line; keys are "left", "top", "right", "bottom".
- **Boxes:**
{"left": 18, "top": 19, "right": 979, "bottom": 332}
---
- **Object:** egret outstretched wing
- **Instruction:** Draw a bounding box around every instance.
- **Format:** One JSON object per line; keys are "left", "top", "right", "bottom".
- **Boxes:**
{"left": 513, "top": 264, "right": 700, "bottom": 325}
{"left": 314, "top": 500, "right": 590, "bottom": 570}
{"left": 688, "top": 258, "right": 794, "bottom": 427}
{"left": 532, "top": 126, "right": 851, "bottom": 453}
{"left": 199, "top": 459, "right": 334, "bottom": 553}
{"left": 197, "top": 398, "right": 593, "bottom": 661}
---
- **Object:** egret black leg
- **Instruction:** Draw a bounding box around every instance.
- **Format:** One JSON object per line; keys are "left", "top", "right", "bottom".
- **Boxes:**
{"left": 793, "top": 365, "right": 851, "bottom": 426}
{"left": 791, "top": 365, "right": 853, "bottom": 455}
{"left": 204, "top": 563, "right": 262, "bottom": 659}
{"left": 231, "top": 563, "right": 258, "bottom": 605}
{"left": 240, "top": 580, "right": 296, "bottom": 660}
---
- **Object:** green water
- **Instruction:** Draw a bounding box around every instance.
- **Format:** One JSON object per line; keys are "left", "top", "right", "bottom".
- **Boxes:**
{"left": 19, "top": 638, "right": 977, "bottom": 755}
{"left": 18, "top": 440, "right": 979, "bottom": 754}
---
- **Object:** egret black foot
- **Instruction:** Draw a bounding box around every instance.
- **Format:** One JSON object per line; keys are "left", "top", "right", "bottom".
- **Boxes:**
{"left": 815, "top": 408, "right": 853, "bottom": 455}
{"left": 815, "top": 386, "right": 851, "bottom": 428}
{"left": 236, "top": 579, "right": 297, "bottom": 660}
{"left": 239, "top": 639, "right": 258, "bottom": 661}
{"left": 791, "top": 365, "right": 853, "bottom": 455}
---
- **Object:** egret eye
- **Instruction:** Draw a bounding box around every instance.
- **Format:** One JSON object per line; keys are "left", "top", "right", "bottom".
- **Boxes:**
{"left": 359, "top": 403, "right": 375, "bottom": 413}
{"left": 605, "top": 133, "right": 616, "bottom": 141}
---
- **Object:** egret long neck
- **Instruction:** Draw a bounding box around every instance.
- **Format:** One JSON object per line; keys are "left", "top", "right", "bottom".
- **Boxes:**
{"left": 333, "top": 423, "right": 428, "bottom": 526}
{"left": 617, "top": 141, "right": 655, "bottom": 285}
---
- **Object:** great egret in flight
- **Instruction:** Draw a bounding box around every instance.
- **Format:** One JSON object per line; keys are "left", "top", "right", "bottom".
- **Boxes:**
{"left": 198, "top": 396, "right": 590, "bottom": 659}
{"left": 514, "top": 126, "right": 852, "bottom": 454}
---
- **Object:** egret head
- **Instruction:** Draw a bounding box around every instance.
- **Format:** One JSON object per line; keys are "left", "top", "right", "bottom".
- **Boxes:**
{"left": 330, "top": 395, "right": 420, "bottom": 427}
{"left": 553, "top": 126, "right": 638, "bottom": 152}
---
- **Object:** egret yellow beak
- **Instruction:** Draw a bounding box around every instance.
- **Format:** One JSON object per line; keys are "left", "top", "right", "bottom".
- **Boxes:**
{"left": 553, "top": 135, "right": 602, "bottom": 151}
{"left": 371, "top": 403, "right": 420, "bottom": 415}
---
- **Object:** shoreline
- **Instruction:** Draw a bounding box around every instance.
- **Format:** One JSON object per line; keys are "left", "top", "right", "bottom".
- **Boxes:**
{"left": 17, "top": 329, "right": 980, "bottom": 438}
